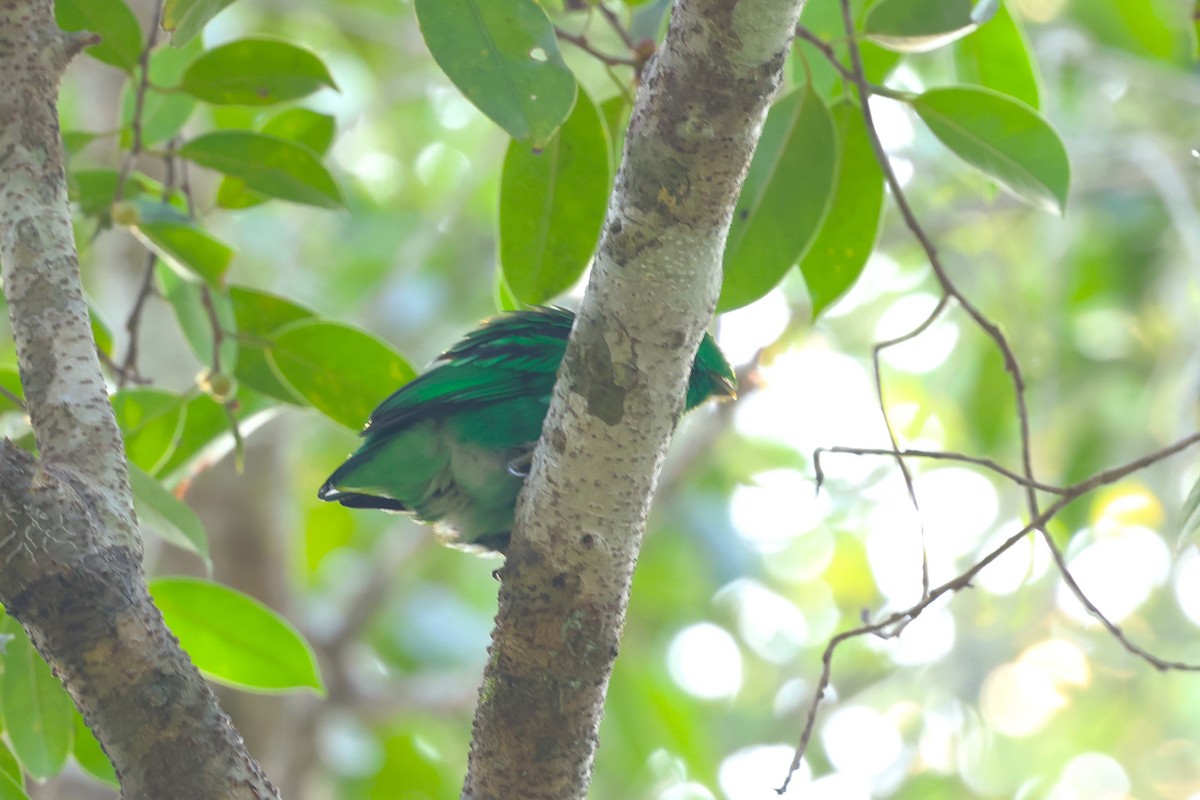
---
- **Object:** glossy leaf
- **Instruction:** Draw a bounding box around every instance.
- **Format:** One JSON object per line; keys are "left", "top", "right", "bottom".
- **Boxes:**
{"left": 415, "top": 0, "right": 577, "bottom": 147}
{"left": 180, "top": 38, "right": 337, "bottom": 106}
{"left": 130, "top": 465, "right": 210, "bottom": 564}
{"left": 267, "top": 319, "right": 415, "bottom": 429}
{"left": 718, "top": 86, "right": 837, "bottom": 312}
{"left": 163, "top": 0, "right": 237, "bottom": 45}
{"left": 155, "top": 393, "right": 241, "bottom": 479}
{"left": 72, "top": 709, "right": 117, "bottom": 788}
{"left": 180, "top": 131, "right": 344, "bottom": 209}
{"left": 217, "top": 109, "right": 336, "bottom": 210}
{"left": 1, "top": 622, "right": 73, "bottom": 781}
{"left": 156, "top": 265, "right": 239, "bottom": 372}
{"left": 130, "top": 200, "right": 235, "bottom": 286}
{"left": 120, "top": 38, "right": 202, "bottom": 147}
{"left": 493, "top": 268, "right": 521, "bottom": 312}
{"left": 56, "top": 0, "right": 142, "bottom": 72}
{"left": 500, "top": 88, "right": 610, "bottom": 305}
{"left": 953, "top": 1, "right": 1041, "bottom": 109}
{"left": 864, "top": 0, "right": 995, "bottom": 53}
{"left": 799, "top": 100, "right": 884, "bottom": 317}
{"left": 69, "top": 169, "right": 157, "bottom": 220}
{"left": 150, "top": 578, "right": 323, "bottom": 693}
{"left": 912, "top": 87, "right": 1070, "bottom": 214}
{"left": 0, "top": 770, "right": 29, "bottom": 800}
{"left": 113, "top": 388, "right": 188, "bottom": 474}
{"left": 229, "top": 286, "right": 317, "bottom": 403}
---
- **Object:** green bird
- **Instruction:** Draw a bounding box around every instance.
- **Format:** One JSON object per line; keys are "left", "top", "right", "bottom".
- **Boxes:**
{"left": 318, "top": 306, "right": 736, "bottom": 554}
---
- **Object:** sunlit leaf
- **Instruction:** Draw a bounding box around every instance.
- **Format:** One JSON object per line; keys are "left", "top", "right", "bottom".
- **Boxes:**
{"left": 163, "top": 0, "right": 237, "bottom": 45}
{"left": 795, "top": 0, "right": 900, "bottom": 100}
{"left": 415, "top": 0, "right": 577, "bottom": 147}
{"left": 55, "top": 0, "right": 143, "bottom": 72}
{"left": 180, "top": 131, "right": 344, "bottom": 209}
{"left": 89, "top": 303, "right": 114, "bottom": 359}
{"left": 500, "top": 87, "right": 610, "bottom": 305}
{"left": 864, "top": 0, "right": 994, "bottom": 52}
{"left": 912, "top": 87, "right": 1070, "bottom": 214}
{"left": 1177, "top": 472, "right": 1200, "bottom": 550}
{"left": 953, "top": 1, "right": 1041, "bottom": 109}
{"left": 0, "top": 769, "right": 29, "bottom": 800}
{"left": 0, "top": 370, "right": 22, "bottom": 415}
{"left": 180, "top": 38, "right": 337, "bottom": 106}
{"left": 129, "top": 465, "right": 210, "bottom": 564}
{"left": 129, "top": 200, "right": 235, "bottom": 287}
{"left": 0, "top": 621, "right": 73, "bottom": 781}
{"left": 267, "top": 319, "right": 415, "bottom": 430}
{"left": 150, "top": 578, "right": 323, "bottom": 693}
{"left": 718, "top": 86, "right": 837, "bottom": 312}
{"left": 0, "top": 737, "right": 24, "bottom": 792}
{"left": 798, "top": 100, "right": 884, "bottom": 317}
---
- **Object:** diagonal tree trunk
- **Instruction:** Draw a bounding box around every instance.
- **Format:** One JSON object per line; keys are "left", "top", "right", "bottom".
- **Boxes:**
{"left": 0, "top": 2, "right": 277, "bottom": 797}
{"left": 462, "top": 1, "right": 805, "bottom": 797}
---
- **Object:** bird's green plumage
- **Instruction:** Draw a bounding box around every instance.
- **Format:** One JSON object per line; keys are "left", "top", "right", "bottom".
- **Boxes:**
{"left": 318, "top": 307, "right": 735, "bottom": 553}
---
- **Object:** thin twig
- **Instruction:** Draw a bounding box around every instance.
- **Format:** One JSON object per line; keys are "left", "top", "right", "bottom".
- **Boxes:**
{"left": 554, "top": 26, "right": 640, "bottom": 69}
{"left": 598, "top": 3, "right": 637, "bottom": 51}
{"left": 0, "top": 384, "right": 24, "bottom": 412}
{"left": 778, "top": 430, "right": 1200, "bottom": 793}
{"left": 813, "top": 445, "right": 1069, "bottom": 495}
{"left": 115, "top": 0, "right": 163, "bottom": 200}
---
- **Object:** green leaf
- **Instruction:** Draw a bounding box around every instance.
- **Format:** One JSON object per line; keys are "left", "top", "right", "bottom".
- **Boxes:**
{"left": 912, "top": 86, "right": 1070, "bottom": 214}
{"left": 0, "top": 370, "right": 23, "bottom": 415}
{"left": 89, "top": 303, "right": 114, "bottom": 359}
{"left": 217, "top": 109, "right": 337, "bottom": 210}
{"left": 71, "top": 709, "right": 117, "bottom": 788}
{"left": 163, "top": 0, "right": 237, "bottom": 45}
{"left": 599, "top": 93, "right": 631, "bottom": 164}
{"left": 0, "top": 737, "right": 24, "bottom": 791}
{"left": 865, "top": 0, "right": 995, "bottom": 52}
{"left": 0, "top": 769, "right": 29, "bottom": 800}
{"left": 55, "top": 0, "right": 143, "bottom": 72}
{"left": 156, "top": 265, "right": 239, "bottom": 372}
{"left": 113, "top": 389, "right": 188, "bottom": 474}
{"left": 61, "top": 130, "right": 100, "bottom": 156}
{"left": 799, "top": 100, "right": 884, "bottom": 317}
{"left": 718, "top": 86, "right": 837, "bottom": 312}
{"left": 416, "top": 0, "right": 577, "bottom": 148}
{"left": 229, "top": 286, "right": 317, "bottom": 403}
{"left": 795, "top": 0, "right": 900, "bottom": 99}
{"left": 130, "top": 200, "right": 235, "bottom": 287}
{"left": 953, "top": 1, "right": 1041, "bottom": 109}
{"left": 180, "top": 38, "right": 337, "bottom": 106}
{"left": 120, "top": 36, "right": 201, "bottom": 147}
{"left": 267, "top": 319, "right": 415, "bottom": 430}
{"left": 129, "top": 465, "right": 210, "bottom": 564}
{"left": 150, "top": 578, "right": 323, "bottom": 693}
{"left": 500, "top": 87, "right": 610, "bottom": 305}
{"left": 69, "top": 169, "right": 158, "bottom": 221}
{"left": 180, "top": 131, "right": 344, "bottom": 209}
{"left": 0, "top": 621, "right": 73, "bottom": 781}
{"left": 154, "top": 393, "right": 244, "bottom": 479}
{"left": 493, "top": 268, "right": 521, "bottom": 312}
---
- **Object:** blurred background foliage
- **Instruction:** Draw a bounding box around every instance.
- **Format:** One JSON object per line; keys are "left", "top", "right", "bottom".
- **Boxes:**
{"left": 4, "top": 0, "right": 1200, "bottom": 797}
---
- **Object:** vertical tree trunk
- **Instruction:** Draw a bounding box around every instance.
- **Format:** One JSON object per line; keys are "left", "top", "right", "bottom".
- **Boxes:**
{"left": 0, "top": 3, "right": 278, "bottom": 797}
{"left": 462, "top": 1, "right": 804, "bottom": 797}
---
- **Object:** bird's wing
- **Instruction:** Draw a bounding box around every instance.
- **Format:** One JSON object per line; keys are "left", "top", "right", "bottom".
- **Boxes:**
{"left": 363, "top": 307, "right": 573, "bottom": 436}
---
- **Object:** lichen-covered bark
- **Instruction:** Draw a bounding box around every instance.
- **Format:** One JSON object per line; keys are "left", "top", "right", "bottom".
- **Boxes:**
{"left": 0, "top": 2, "right": 277, "bottom": 797}
{"left": 462, "top": 1, "right": 804, "bottom": 797}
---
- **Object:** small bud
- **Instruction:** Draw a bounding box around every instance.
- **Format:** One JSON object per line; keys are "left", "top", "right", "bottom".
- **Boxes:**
{"left": 110, "top": 201, "right": 140, "bottom": 226}
{"left": 197, "top": 369, "right": 237, "bottom": 403}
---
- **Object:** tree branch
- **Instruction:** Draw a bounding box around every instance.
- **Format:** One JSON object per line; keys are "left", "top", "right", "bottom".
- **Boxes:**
{"left": 0, "top": 3, "right": 276, "bottom": 797}
{"left": 462, "top": 0, "right": 804, "bottom": 796}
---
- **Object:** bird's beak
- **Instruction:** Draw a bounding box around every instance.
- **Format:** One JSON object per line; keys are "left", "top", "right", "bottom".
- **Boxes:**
{"left": 716, "top": 374, "right": 738, "bottom": 401}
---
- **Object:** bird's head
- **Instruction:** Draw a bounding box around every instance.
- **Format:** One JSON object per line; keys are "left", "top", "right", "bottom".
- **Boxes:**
{"left": 685, "top": 332, "right": 737, "bottom": 411}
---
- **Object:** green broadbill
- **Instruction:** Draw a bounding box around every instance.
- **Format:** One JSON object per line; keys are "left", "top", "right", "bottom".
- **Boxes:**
{"left": 318, "top": 307, "right": 736, "bottom": 553}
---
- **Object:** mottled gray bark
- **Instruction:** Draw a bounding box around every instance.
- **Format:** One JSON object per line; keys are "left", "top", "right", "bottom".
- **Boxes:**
{"left": 0, "top": 2, "right": 277, "bottom": 797}
{"left": 462, "top": 0, "right": 805, "bottom": 797}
